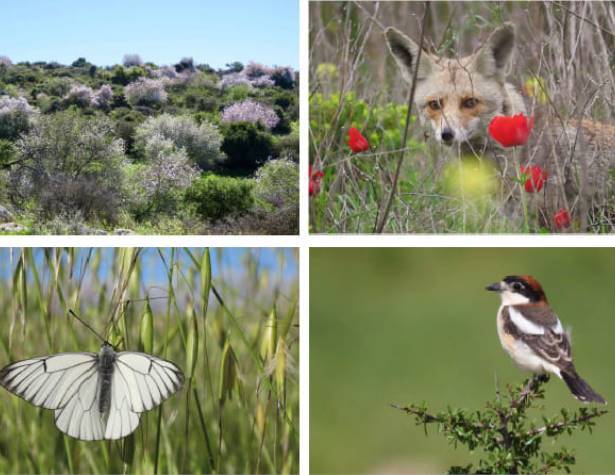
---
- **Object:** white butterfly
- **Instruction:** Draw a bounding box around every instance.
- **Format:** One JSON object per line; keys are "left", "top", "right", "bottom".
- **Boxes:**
{"left": 0, "top": 342, "right": 184, "bottom": 440}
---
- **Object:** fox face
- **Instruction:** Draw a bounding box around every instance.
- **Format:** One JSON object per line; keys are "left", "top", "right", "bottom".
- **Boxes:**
{"left": 386, "top": 23, "right": 526, "bottom": 149}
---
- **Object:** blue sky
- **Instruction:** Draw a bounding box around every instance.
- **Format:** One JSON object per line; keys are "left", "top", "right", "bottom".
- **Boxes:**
{"left": 0, "top": 248, "right": 298, "bottom": 287}
{"left": 0, "top": 0, "right": 298, "bottom": 68}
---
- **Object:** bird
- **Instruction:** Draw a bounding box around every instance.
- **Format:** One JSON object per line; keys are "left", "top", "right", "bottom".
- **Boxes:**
{"left": 486, "top": 275, "right": 605, "bottom": 404}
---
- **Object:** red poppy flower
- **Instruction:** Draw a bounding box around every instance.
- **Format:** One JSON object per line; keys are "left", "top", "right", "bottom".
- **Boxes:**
{"left": 520, "top": 165, "right": 547, "bottom": 192}
{"left": 554, "top": 208, "right": 571, "bottom": 229}
{"left": 309, "top": 165, "right": 324, "bottom": 197}
{"left": 348, "top": 127, "right": 369, "bottom": 153}
{"left": 488, "top": 114, "right": 534, "bottom": 147}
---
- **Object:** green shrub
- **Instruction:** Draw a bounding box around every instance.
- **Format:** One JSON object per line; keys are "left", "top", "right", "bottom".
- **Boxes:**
{"left": 221, "top": 122, "right": 275, "bottom": 174}
{"left": 254, "top": 159, "right": 298, "bottom": 211}
{"left": 0, "top": 139, "right": 17, "bottom": 166}
{"left": 185, "top": 174, "right": 254, "bottom": 221}
{"left": 275, "top": 122, "right": 299, "bottom": 162}
{"left": 110, "top": 66, "right": 130, "bottom": 86}
{"left": 310, "top": 91, "right": 414, "bottom": 151}
{"left": 40, "top": 77, "right": 72, "bottom": 97}
{"left": 112, "top": 108, "right": 145, "bottom": 156}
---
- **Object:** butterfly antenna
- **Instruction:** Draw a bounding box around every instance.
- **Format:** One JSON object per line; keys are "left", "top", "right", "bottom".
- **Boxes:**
{"left": 68, "top": 310, "right": 107, "bottom": 343}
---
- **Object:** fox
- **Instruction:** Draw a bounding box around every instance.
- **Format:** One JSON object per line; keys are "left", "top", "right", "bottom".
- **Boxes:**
{"left": 385, "top": 22, "right": 614, "bottom": 229}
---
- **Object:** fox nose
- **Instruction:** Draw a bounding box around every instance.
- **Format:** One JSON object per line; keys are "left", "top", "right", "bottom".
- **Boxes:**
{"left": 441, "top": 128, "right": 454, "bottom": 143}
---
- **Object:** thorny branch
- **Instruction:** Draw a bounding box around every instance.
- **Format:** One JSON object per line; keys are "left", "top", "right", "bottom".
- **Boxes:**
{"left": 392, "top": 374, "right": 607, "bottom": 474}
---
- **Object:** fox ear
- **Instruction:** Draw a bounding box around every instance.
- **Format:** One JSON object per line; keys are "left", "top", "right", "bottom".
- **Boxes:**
{"left": 385, "top": 27, "right": 433, "bottom": 83}
{"left": 471, "top": 22, "right": 515, "bottom": 79}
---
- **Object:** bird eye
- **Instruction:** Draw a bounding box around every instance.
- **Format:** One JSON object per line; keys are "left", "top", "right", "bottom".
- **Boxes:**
{"left": 512, "top": 282, "right": 524, "bottom": 291}
{"left": 462, "top": 97, "right": 479, "bottom": 108}
{"left": 428, "top": 100, "right": 441, "bottom": 111}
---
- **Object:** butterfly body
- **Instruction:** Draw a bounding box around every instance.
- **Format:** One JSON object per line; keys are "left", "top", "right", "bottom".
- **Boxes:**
{"left": 97, "top": 343, "right": 116, "bottom": 415}
{"left": 0, "top": 343, "right": 184, "bottom": 440}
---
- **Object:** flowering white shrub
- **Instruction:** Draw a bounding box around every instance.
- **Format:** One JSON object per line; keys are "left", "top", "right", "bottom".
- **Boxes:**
{"left": 0, "top": 95, "right": 36, "bottom": 139}
{"left": 151, "top": 66, "right": 178, "bottom": 80}
{"left": 0, "top": 96, "right": 34, "bottom": 115}
{"left": 135, "top": 113, "right": 223, "bottom": 169}
{"left": 252, "top": 76, "right": 275, "bottom": 88}
{"left": 128, "top": 135, "right": 198, "bottom": 216}
{"left": 218, "top": 62, "right": 294, "bottom": 90}
{"left": 10, "top": 111, "right": 126, "bottom": 221}
{"left": 0, "top": 56, "right": 12, "bottom": 66}
{"left": 143, "top": 136, "right": 197, "bottom": 190}
{"left": 64, "top": 84, "right": 95, "bottom": 107}
{"left": 93, "top": 84, "right": 113, "bottom": 108}
{"left": 221, "top": 100, "right": 279, "bottom": 130}
{"left": 244, "top": 62, "right": 272, "bottom": 79}
{"left": 124, "top": 78, "right": 167, "bottom": 106}
{"left": 219, "top": 73, "right": 253, "bottom": 90}
{"left": 123, "top": 54, "right": 143, "bottom": 67}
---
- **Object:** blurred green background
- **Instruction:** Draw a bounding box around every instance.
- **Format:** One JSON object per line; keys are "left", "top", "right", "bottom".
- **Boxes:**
{"left": 310, "top": 248, "right": 615, "bottom": 473}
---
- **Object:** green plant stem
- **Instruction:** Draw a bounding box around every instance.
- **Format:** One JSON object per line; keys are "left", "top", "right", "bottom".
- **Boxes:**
{"left": 374, "top": 2, "right": 428, "bottom": 233}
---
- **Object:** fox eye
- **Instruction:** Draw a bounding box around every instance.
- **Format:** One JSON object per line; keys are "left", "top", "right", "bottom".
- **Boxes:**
{"left": 427, "top": 100, "right": 441, "bottom": 111}
{"left": 512, "top": 282, "right": 524, "bottom": 291}
{"left": 462, "top": 98, "right": 479, "bottom": 108}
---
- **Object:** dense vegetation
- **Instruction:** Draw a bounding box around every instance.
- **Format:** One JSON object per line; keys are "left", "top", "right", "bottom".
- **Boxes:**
{"left": 309, "top": 2, "right": 614, "bottom": 233}
{"left": 0, "top": 55, "right": 298, "bottom": 234}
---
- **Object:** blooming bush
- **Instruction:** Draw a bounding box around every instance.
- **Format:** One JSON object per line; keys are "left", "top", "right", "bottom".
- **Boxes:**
{"left": 93, "top": 84, "right": 113, "bottom": 109}
{"left": 152, "top": 66, "right": 178, "bottom": 80}
{"left": 219, "top": 73, "right": 253, "bottom": 90}
{"left": 0, "top": 95, "right": 36, "bottom": 140}
{"left": 135, "top": 113, "right": 223, "bottom": 169}
{"left": 252, "top": 76, "right": 275, "bottom": 88}
{"left": 244, "top": 62, "right": 272, "bottom": 79}
{"left": 124, "top": 78, "right": 167, "bottom": 106}
{"left": 218, "top": 62, "right": 294, "bottom": 90}
{"left": 63, "top": 84, "right": 95, "bottom": 108}
{"left": 221, "top": 100, "right": 279, "bottom": 130}
{"left": 9, "top": 110, "right": 126, "bottom": 222}
{"left": 123, "top": 54, "right": 143, "bottom": 67}
{"left": 0, "top": 56, "right": 12, "bottom": 66}
{"left": 127, "top": 135, "right": 198, "bottom": 217}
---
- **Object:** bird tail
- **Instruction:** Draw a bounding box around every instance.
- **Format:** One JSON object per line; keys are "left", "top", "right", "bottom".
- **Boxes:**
{"left": 561, "top": 368, "right": 606, "bottom": 404}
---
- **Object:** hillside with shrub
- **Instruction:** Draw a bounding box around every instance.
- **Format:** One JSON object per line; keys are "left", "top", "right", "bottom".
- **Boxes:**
{"left": 0, "top": 55, "right": 298, "bottom": 234}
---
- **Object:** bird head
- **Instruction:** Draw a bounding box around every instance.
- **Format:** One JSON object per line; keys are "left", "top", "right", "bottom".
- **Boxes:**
{"left": 486, "top": 275, "right": 547, "bottom": 305}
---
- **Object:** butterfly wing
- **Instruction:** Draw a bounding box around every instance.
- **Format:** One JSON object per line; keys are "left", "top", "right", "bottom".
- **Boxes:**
{"left": 0, "top": 352, "right": 109, "bottom": 440}
{"left": 53, "top": 369, "right": 106, "bottom": 441}
{"left": 113, "top": 352, "right": 184, "bottom": 413}
{"left": 0, "top": 353, "right": 98, "bottom": 410}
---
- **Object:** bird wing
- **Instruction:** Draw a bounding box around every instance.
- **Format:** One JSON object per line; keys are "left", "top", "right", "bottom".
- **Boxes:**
{"left": 502, "top": 305, "right": 572, "bottom": 368}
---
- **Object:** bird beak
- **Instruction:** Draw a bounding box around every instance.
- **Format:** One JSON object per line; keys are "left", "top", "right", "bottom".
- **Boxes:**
{"left": 486, "top": 282, "right": 502, "bottom": 292}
